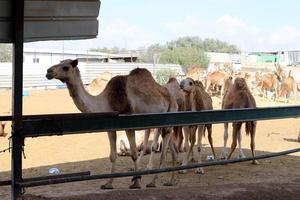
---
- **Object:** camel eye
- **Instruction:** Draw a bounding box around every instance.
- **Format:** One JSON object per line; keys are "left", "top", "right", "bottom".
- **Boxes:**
{"left": 62, "top": 66, "right": 69, "bottom": 71}
{"left": 189, "top": 82, "right": 193, "bottom": 86}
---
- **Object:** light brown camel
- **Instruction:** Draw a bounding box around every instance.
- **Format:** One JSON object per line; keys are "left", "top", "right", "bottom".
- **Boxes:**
{"left": 179, "top": 78, "right": 216, "bottom": 174}
{"left": 145, "top": 77, "right": 184, "bottom": 180}
{"left": 256, "top": 65, "right": 285, "bottom": 101}
{"left": 0, "top": 122, "right": 7, "bottom": 137}
{"left": 256, "top": 72, "right": 280, "bottom": 101}
{"left": 205, "top": 71, "right": 231, "bottom": 97}
{"left": 222, "top": 77, "right": 258, "bottom": 164}
{"left": 46, "top": 59, "right": 178, "bottom": 189}
{"left": 86, "top": 72, "right": 112, "bottom": 95}
{"left": 279, "top": 70, "right": 296, "bottom": 103}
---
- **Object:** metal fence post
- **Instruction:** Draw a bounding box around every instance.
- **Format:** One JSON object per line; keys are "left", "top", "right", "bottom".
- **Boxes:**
{"left": 11, "top": 0, "right": 24, "bottom": 199}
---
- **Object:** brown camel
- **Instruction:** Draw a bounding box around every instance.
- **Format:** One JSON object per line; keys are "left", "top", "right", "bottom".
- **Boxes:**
{"left": 146, "top": 77, "right": 184, "bottom": 173}
{"left": 279, "top": 70, "right": 296, "bottom": 103}
{"left": 222, "top": 77, "right": 258, "bottom": 164}
{"left": 256, "top": 72, "right": 280, "bottom": 101}
{"left": 179, "top": 78, "right": 216, "bottom": 174}
{"left": 256, "top": 65, "right": 286, "bottom": 101}
{"left": 46, "top": 59, "right": 178, "bottom": 189}
{"left": 205, "top": 71, "right": 231, "bottom": 96}
{"left": 0, "top": 122, "right": 7, "bottom": 137}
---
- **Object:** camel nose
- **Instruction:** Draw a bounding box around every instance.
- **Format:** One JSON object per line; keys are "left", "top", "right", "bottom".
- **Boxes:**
{"left": 180, "top": 84, "right": 184, "bottom": 89}
{"left": 46, "top": 68, "right": 54, "bottom": 79}
{"left": 47, "top": 68, "right": 53, "bottom": 74}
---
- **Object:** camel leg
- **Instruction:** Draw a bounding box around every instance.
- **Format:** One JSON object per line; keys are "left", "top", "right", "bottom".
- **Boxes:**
{"left": 125, "top": 130, "right": 141, "bottom": 189}
{"left": 183, "top": 126, "right": 190, "bottom": 152}
{"left": 137, "top": 129, "right": 151, "bottom": 166}
{"left": 207, "top": 124, "right": 216, "bottom": 160}
{"left": 227, "top": 123, "right": 242, "bottom": 160}
{"left": 146, "top": 128, "right": 160, "bottom": 170}
{"left": 177, "top": 126, "right": 184, "bottom": 152}
{"left": 190, "top": 126, "right": 197, "bottom": 161}
{"left": 237, "top": 128, "right": 245, "bottom": 158}
{"left": 221, "top": 123, "right": 229, "bottom": 159}
{"left": 179, "top": 127, "right": 196, "bottom": 174}
{"left": 147, "top": 129, "right": 171, "bottom": 187}
{"left": 205, "top": 81, "right": 211, "bottom": 95}
{"left": 101, "top": 131, "right": 117, "bottom": 189}
{"left": 163, "top": 136, "right": 178, "bottom": 186}
{"left": 195, "top": 125, "right": 205, "bottom": 174}
{"left": 250, "top": 122, "right": 259, "bottom": 164}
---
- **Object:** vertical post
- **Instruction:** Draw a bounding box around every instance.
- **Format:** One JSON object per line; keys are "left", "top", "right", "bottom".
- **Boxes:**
{"left": 11, "top": 0, "right": 24, "bottom": 199}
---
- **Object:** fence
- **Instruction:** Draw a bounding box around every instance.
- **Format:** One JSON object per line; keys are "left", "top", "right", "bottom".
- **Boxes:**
{"left": 1, "top": 106, "right": 300, "bottom": 189}
{"left": 0, "top": 62, "right": 184, "bottom": 90}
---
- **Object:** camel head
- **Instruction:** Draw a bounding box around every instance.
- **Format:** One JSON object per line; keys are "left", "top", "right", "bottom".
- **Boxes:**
{"left": 234, "top": 77, "right": 248, "bottom": 90}
{"left": 180, "top": 78, "right": 195, "bottom": 93}
{"left": 46, "top": 59, "right": 79, "bottom": 83}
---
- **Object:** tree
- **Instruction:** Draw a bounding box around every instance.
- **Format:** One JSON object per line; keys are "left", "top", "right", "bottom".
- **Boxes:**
{"left": 0, "top": 44, "right": 12, "bottom": 62}
{"left": 140, "top": 44, "right": 165, "bottom": 63}
{"left": 155, "top": 68, "right": 177, "bottom": 85}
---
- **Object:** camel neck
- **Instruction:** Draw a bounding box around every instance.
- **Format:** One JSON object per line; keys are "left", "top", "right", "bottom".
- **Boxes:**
{"left": 65, "top": 70, "right": 110, "bottom": 113}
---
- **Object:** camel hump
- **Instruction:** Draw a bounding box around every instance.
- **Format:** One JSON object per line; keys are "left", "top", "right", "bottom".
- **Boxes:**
{"left": 167, "top": 77, "right": 177, "bottom": 83}
{"left": 105, "top": 75, "right": 132, "bottom": 114}
{"left": 129, "top": 68, "right": 152, "bottom": 77}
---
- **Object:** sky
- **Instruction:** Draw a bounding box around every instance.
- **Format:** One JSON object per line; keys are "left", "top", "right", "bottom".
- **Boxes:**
{"left": 26, "top": 0, "right": 300, "bottom": 52}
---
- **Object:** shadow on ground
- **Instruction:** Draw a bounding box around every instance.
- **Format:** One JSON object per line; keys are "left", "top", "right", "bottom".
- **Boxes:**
{"left": 0, "top": 147, "right": 299, "bottom": 200}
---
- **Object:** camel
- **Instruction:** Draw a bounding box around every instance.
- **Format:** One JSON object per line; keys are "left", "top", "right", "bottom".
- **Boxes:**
{"left": 145, "top": 77, "right": 184, "bottom": 185}
{"left": 86, "top": 72, "right": 112, "bottom": 95}
{"left": 0, "top": 122, "right": 7, "bottom": 137}
{"left": 221, "top": 77, "right": 258, "bottom": 164}
{"left": 179, "top": 78, "right": 216, "bottom": 174}
{"left": 117, "top": 129, "right": 161, "bottom": 156}
{"left": 185, "top": 66, "right": 205, "bottom": 81}
{"left": 256, "top": 64, "right": 287, "bottom": 101}
{"left": 279, "top": 70, "right": 296, "bottom": 103}
{"left": 46, "top": 59, "right": 178, "bottom": 189}
{"left": 205, "top": 71, "right": 231, "bottom": 97}
{"left": 256, "top": 72, "right": 280, "bottom": 101}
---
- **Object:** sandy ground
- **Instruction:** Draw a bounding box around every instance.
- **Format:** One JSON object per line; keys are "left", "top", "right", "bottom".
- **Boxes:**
{"left": 0, "top": 89, "right": 299, "bottom": 199}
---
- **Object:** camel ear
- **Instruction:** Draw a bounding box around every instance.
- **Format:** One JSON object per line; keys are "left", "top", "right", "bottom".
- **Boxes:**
{"left": 71, "top": 59, "right": 78, "bottom": 68}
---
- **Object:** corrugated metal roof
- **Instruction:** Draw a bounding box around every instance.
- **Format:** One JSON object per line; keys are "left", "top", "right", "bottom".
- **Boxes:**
{"left": 0, "top": 0, "right": 101, "bottom": 42}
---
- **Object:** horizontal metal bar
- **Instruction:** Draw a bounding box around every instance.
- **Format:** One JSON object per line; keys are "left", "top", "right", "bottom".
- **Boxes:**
{"left": 0, "top": 112, "right": 118, "bottom": 121}
{"left": 18, "top": 147, "right": 300, "bottom": 187}
{"left": 0, "top": 115, "right": 12, "bottom": 121}
{"left": 22, "top": 106, "right": 300, "bottom": 137}
{"left": 0, "top": 171, "right": 90, "bottom": 186}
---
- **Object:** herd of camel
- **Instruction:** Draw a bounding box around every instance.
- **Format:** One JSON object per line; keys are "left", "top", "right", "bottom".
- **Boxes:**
{"left": 45, "top": 59, "right": 257, "bottom": 189}
{"left": 0, "top": 59, "right": 297, "bottom": 189}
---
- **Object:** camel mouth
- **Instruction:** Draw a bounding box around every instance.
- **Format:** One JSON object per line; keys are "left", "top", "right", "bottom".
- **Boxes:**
{"left": 46, "top": 73, "right": 55, "bottom": 80}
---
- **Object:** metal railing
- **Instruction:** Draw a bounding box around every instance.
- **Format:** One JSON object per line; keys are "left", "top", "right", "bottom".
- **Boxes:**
{"left": 1, "top": 106, "right": 300, "bottom": 189}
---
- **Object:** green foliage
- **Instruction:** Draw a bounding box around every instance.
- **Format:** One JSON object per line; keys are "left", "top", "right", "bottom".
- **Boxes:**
{"left": 140, "top": 44, "right": 165, "bottom": 63}
{"left": 90, "top": 36, "right": 240, "bottom": 71}
{"left": 202, "top": 38, "right": 241, "bottom": 54}
{"left": 0, "top": 44, "right": 12, "bottom": 62}
{"left": 155, "top": 68, "right": 177, "bottom": 85}
{"left": 141, "top": 36, "right": 240, "bottom": 70}
{"left": 160, "top": 47, "right": 209, "bottom": 69}
{"left": 90, "top": 46, "right": 124, "bottom": 54}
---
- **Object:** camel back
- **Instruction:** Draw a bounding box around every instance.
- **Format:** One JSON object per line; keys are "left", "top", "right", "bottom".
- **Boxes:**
{"left": 127, "top": 68, "right": 172, "bottom": 109}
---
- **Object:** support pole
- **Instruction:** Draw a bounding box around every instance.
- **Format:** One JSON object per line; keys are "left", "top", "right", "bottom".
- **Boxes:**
{"left": 11, "top": 0, "right": 24, "bottom": 199}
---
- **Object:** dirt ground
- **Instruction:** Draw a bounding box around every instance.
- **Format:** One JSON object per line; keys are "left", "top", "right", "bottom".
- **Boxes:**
{"left": 0, "top": 88, "right": 300, "bottom": 200}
